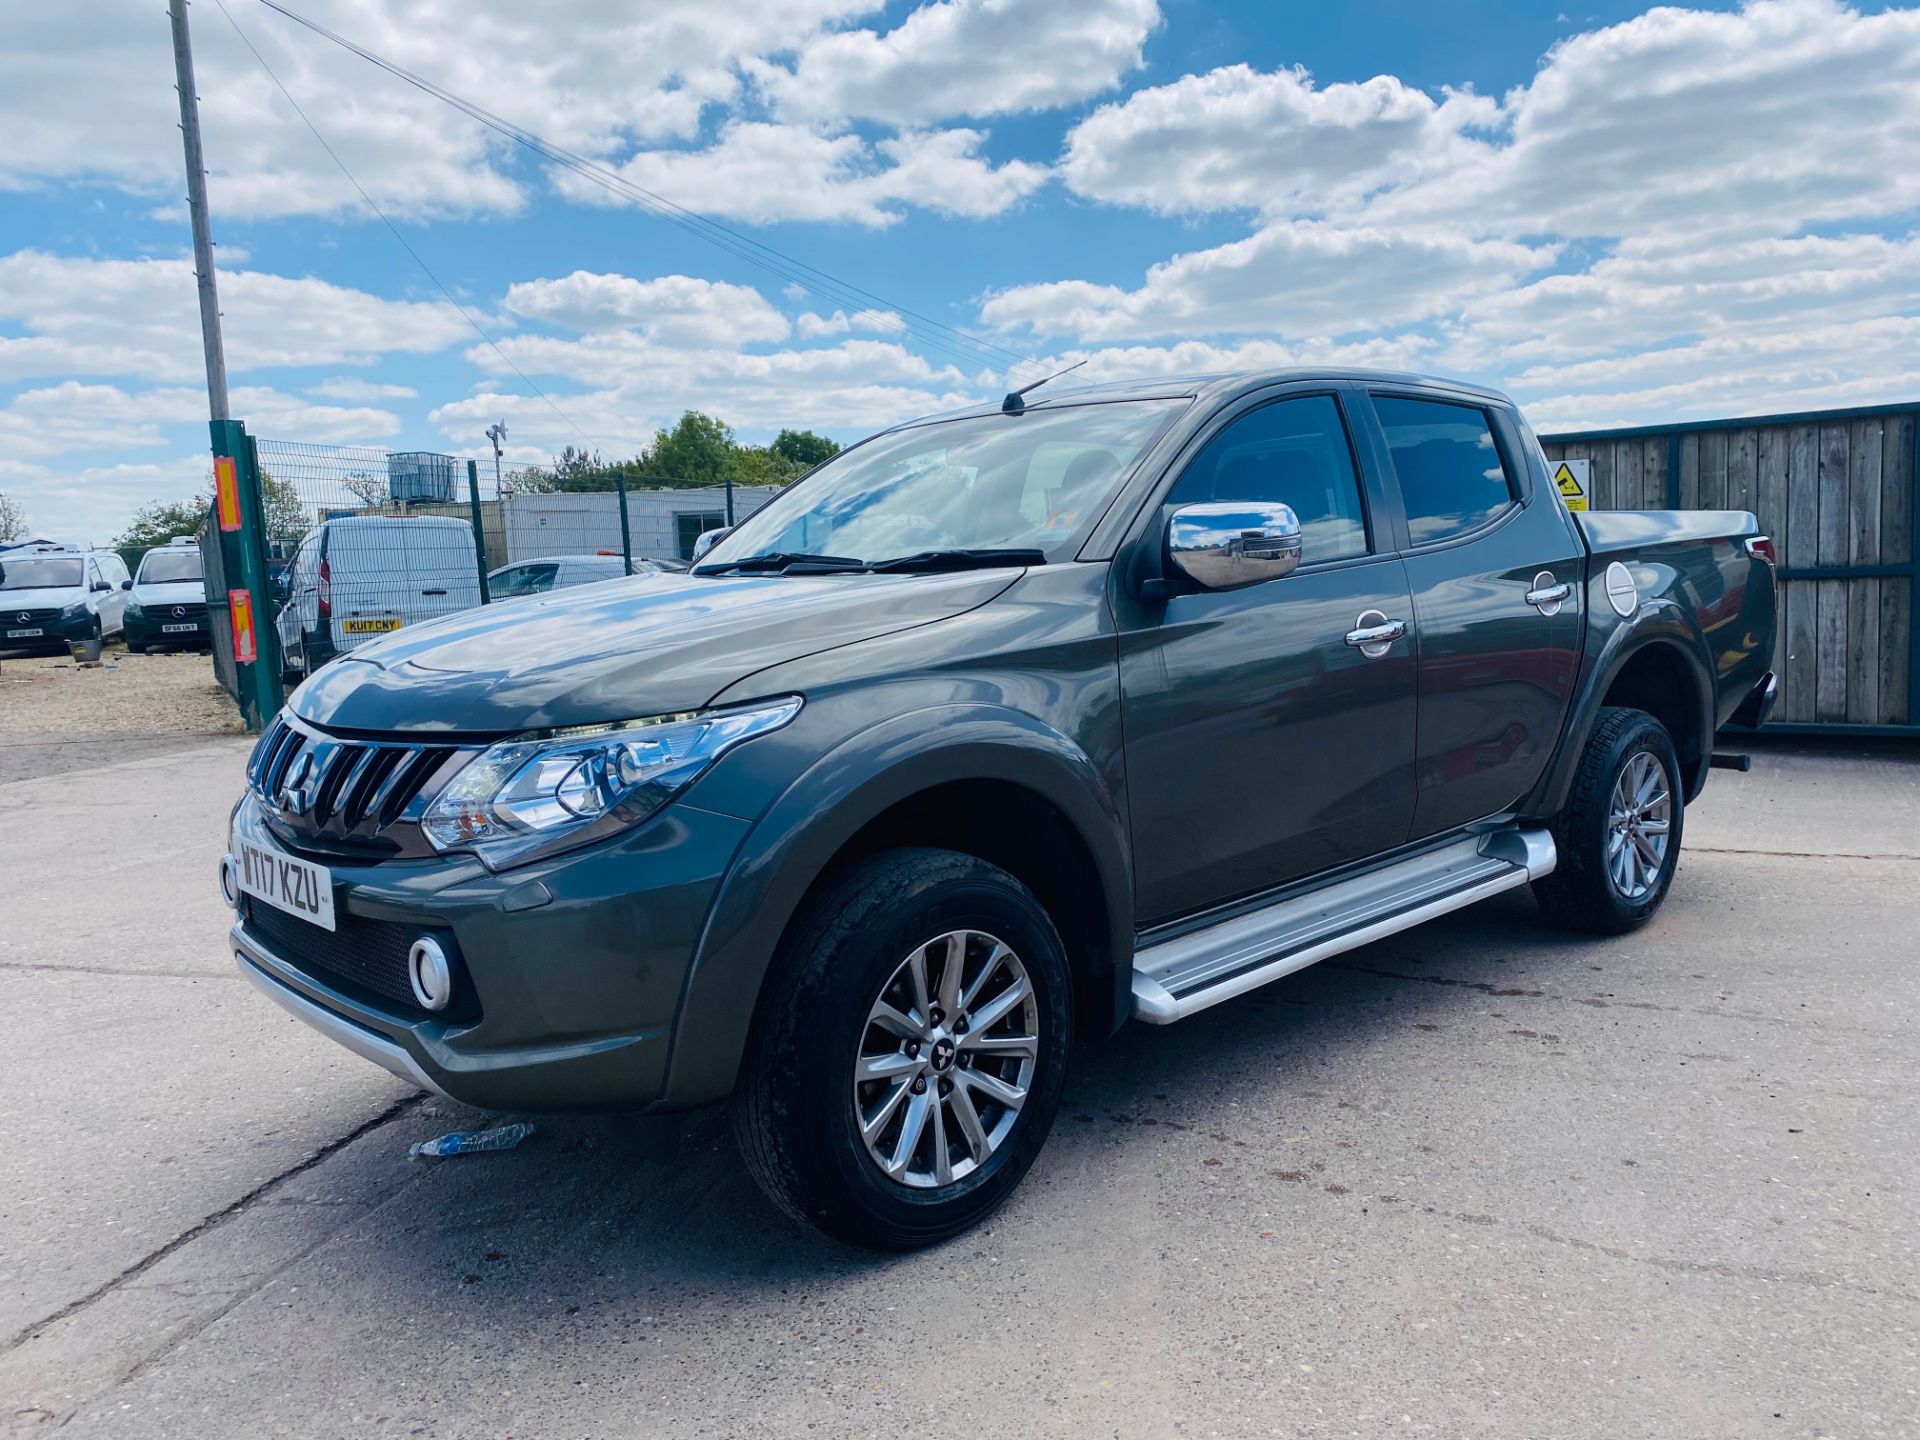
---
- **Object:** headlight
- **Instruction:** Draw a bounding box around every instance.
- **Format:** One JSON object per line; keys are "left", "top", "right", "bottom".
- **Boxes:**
{"left": 421, "top": 696, "right": 801, "bottom": 869}
{"left": 125, "top": 603, "right": 145, "bottom": 620}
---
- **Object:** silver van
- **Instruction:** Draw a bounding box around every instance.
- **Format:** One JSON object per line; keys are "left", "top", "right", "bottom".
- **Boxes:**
{"left": 275, "top": 517, "right": 482, "bottom": 680}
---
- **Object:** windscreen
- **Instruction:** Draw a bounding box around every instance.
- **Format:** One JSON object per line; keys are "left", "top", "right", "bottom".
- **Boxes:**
{"left": 0, "top": 557, "right": 83, "bottom": 590}
{"left": 138, "top": 550, "right": 203, "bottom": 584}
{"left": 701, "top": 399, "right": 1186, "bottom": 567}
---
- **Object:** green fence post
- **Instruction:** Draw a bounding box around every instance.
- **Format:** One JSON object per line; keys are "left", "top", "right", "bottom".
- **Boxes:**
{"left": 208, "top": 419, "right": 283, "bottom": 730}
{"left": 467, "top": 460, "right": 492, "bottom": 603}
{"left": 615, "top": 469, "right": 634, "bottom": 573}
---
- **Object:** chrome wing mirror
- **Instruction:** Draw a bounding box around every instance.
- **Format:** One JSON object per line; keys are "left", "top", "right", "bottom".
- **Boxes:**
{"left": 1165, "top": 501, "right": 1303, "bottom": 591}
{"left": 690, "top": 526, "right": 732, "bottom": 563}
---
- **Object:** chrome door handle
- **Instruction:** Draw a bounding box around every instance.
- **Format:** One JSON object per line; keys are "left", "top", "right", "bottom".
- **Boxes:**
{"left": 1345, "top": 611, "right": 1407, "bottom": 659}
{"left": 1525, "top": 571, "right": 1571, "bottom": 615}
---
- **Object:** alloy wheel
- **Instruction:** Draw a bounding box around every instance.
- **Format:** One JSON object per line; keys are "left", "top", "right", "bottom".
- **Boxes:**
{"left": 1607, "top": 749, "right": 1672, "bottom": 901}
{"left": 852, "top": 929, "right": 1038, "bottom": 1189}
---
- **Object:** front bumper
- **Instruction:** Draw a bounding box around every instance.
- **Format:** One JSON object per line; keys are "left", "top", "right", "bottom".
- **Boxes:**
{"left": 125, "top": 609, "right": 209, "bottom": 648}
{"left": 224, "top": 792, "right": 753, "bottom": 1111}
{"left": 2, "top": 610, "right": 92, "bottom": 649}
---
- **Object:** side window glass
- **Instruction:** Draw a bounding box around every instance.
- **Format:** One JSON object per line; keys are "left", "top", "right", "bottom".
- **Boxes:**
{"left": 1166, "top": 395, "right": 1368, "bottom": 564}
{"left": 1373, "top": 396, "right": 1516, "bottom": 545}
{"left": 525, "top": 563, "right": 559, "bottom": 594}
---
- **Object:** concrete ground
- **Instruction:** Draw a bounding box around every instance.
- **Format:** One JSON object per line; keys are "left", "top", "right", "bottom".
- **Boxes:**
{"left": 1, "top": 738, "right": 1914, "bottom": 1439}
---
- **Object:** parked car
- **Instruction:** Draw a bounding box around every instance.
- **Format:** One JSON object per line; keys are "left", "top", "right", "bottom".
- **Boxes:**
{"left": 123, "top": 537, "right": 210, "bottom": 652}
{"left": 487, "top": 552, "right": 674, "bottom": 600}
{"left": 0, "top": 543, "right": 130, "bottom": 654}
{"left": 221, "top": 369, "right": 1777, "bottom": 1248}
{"left": 274, "top": 516, "right": 482, "bottom": 682}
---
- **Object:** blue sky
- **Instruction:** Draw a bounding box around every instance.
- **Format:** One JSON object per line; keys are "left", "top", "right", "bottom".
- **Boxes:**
{"left": 5, "top": 0, "right": 1920, "bottom": 542}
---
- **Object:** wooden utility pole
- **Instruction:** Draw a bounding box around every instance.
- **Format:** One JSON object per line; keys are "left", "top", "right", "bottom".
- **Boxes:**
{"left": 168, "top": 0, "right": 230, "bottom": 421}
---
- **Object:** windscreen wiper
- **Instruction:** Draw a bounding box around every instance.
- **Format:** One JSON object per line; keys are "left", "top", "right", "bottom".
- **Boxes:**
{"left": 866, "top": 549, "right": 1047, "bottom": 574}
{"left": 694, "top": 551, "right": 869, "bottom": 575}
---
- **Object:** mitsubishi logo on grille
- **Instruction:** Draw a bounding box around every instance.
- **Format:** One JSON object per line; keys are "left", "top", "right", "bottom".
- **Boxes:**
{"left": 279, "top": 751, "right": 318, "bottom": 817}
{"left": 171, "top": 605, "right": 186, "bottom": 619}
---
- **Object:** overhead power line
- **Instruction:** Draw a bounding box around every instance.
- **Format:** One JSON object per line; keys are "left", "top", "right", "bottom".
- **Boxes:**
{"left": 210, "top": 0, "right": 598, "bottom": 451}
{"left": 253, "top": 0, "right": 1044, "bottom": 383}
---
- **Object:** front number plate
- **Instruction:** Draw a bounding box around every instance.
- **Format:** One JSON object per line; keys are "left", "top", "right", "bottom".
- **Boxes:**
{"left": 162, "top": 622, "right": 200, "bottom": 633}
{"left": 6, "top": 628, "right": 44, "bottom": 638}
{"left": 233, "top": 834, "right": 336, "bottom": 932}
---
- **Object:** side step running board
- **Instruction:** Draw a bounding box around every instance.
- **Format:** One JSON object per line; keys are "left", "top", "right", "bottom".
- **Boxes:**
{"left": 1130, "top": 830, "right": 1556, "bottom": 1024}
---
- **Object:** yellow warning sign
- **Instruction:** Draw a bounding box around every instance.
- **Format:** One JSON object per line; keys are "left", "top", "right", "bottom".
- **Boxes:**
{"left": 1552, "top": 459, "right": 1589, "bottom": 512}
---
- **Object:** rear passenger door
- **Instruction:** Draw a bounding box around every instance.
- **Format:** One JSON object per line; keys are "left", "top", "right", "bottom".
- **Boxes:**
{"left": 1360, "top": 391, "right": 1584, "bottom": 840}
{"left": 1117, "top": 388, "right": 1419, "bottom": 925}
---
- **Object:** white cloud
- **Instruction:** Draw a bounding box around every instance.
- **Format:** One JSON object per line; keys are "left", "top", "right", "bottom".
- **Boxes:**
{"left": 1384, "top": 0, "right": 1920, "bottom": 242}
{"left": 564, "top": 123, "right": 1047, "bottom": 227}
{"left": 0, "top": 251, "right": 469, "bottom": 384}
{"left": 310, "top": 377, "right": 420, "bottom": 402}
{"left": 757, "top": 0, "right": 1160, "bottom": 125}
{"left": 0, "top": 0, "right": 875, "bottom": 220}
{"left": 0, "top": 381, "right": 397, "bottom": 460}
{"left": 982, "top": 221, "right": 1552, "bottom": 342}
{"left": 501, "top": 272, "right": 791, "bottom": 345}
{"left": 1053, "top": 0, "right": 1920, "bottom": 246}
{"left": 1060, "top": 64, "right": 1496, "bottom": 217}
{"left": 1511, "top": 316, "right": 1920, "bottom": 431}
{"left": 796, "top": 309, "right": 908, "bottom": 338}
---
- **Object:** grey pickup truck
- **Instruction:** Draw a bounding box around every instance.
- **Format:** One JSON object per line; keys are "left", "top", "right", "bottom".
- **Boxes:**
{"left": 220, "top": 369, "right": 1777, "bottom": 1247}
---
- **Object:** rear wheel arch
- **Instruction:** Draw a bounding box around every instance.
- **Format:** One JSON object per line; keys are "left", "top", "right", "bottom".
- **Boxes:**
{"left": 1531, "top": 620, "right": 1714, "bottom": 819}
{"left": 660, "top": 708, "right": 1132, "bottom": 1108}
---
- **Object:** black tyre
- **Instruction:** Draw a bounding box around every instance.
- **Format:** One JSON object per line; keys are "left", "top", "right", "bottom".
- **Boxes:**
{"left": 733, "top": 848, "right": 1072, "bottom": 1250}
{"left": 1535, "top": 706, "right": 1684, "bottom": 934}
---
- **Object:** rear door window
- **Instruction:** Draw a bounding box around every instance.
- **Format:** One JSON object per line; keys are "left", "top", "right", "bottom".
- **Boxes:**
{"left": 1373, "top": 396, "right": 1517, "bottom": 546}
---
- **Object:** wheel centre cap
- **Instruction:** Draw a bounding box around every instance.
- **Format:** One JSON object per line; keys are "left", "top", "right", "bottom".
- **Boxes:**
{"left": 929, "top": 1037, "right": 956, "bottom": 1072}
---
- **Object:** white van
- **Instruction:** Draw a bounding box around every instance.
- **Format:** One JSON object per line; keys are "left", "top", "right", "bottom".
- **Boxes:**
{"left": 275, "top": 516, "right": 482, "bottom": 680}
{"left": 124, "top": 536, "right": 210, "bottom": 652}
{"left": 0, "top": 543, "right": 130, "bottom": 654}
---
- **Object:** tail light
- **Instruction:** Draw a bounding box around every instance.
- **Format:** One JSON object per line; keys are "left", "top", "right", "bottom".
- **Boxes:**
{"left": 1745, "top": 536, "right": 1777, "bottom": 567}
{"left": 317, "top": 558, "right": 333, "bottom": 618}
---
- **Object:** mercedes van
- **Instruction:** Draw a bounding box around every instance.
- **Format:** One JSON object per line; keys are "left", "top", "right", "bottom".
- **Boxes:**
{"left": 124, "top": 537, "right": 210, "bottom": 652}
{"left": 0, "top": 544, "right": 130, "bottom": 654}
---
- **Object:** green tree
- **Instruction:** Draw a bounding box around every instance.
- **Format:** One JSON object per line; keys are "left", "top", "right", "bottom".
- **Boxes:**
{"left": 114, "top": 496, "right": 210, "bottom": 563}
{"left": 111, "top": 469, "right": 309, "bottom": 570}
{"left": 642, "top": 411, "right": 735, "bottom": 485}
{"left": 771, "top": 428, "right": 839, "bottom": 469}
{"left": 261, "top": 469, "right": 311, "bottom": 542}
{"left": 728, "top": 446, "right": 806, "bottom": 487}
{"left": 0, "top": 490, "right": 25, "bottom": 543}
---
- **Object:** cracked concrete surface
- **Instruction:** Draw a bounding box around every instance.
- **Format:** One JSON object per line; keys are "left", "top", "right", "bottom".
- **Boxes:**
{"left": 0, "top": 739, "right": 1914, "bottom": 1438}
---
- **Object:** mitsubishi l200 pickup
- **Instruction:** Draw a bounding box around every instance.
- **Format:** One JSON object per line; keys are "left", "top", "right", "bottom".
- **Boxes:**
{"left": 220, "top": 370, "right": 1778, "bottom": 1248}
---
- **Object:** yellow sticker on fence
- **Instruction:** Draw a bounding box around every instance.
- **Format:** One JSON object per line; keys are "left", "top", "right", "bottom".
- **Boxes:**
{"left": 1553, "top": 460, "right": 1589, "bottom": 511}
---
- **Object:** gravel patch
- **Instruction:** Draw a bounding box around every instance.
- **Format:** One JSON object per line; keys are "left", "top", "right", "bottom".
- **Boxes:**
{"left": 0, "top": 647, "right": 246, "bottom": 741}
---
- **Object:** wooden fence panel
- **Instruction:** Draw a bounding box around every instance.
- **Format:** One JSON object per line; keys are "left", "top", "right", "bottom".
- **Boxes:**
{"left": 1543, "top": 402, "right": 1918, "bottom": 734}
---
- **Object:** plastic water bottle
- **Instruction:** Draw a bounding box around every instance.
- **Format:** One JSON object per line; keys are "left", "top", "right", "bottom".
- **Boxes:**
{"left": 408, "top": 1121, "right": 535, "bottom": 1159}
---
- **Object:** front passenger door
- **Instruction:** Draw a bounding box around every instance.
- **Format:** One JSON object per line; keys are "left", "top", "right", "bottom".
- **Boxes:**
{"left": 1117, "top": 391, "right": 1419, "bottom": 926}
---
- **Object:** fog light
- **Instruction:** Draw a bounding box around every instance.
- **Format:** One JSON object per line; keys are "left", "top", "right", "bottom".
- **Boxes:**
{"left": 217, "top": 854, "right": 241, "bottom": 910}
{"left": 408, "top": 936, "right": 453, "bottom": 1011}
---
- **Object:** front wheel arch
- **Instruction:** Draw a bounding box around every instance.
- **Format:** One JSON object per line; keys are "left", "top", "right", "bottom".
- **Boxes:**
{"left": 660, "top": 706, "right": 1132, "bottom": 1109}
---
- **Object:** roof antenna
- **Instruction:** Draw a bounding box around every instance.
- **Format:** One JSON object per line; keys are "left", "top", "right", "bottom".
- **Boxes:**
{"left": 1002, "top": 359, "right": 1087, "bottom": 414}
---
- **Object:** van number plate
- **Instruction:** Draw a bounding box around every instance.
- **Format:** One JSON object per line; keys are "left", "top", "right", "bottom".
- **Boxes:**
{"left": 232, "top": 835, "right": 336, "bottom": 931}
{"left": 6, "top": 627, "right": 44, "bottom": 638}
{"left": 341, "top": 617, "right": 402, "bottom": 635}
{"left": 162, "top": 623, "right": 200, "bottom": 634}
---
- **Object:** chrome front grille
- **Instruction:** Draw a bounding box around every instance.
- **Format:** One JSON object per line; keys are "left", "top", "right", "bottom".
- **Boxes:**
{"left": 247, "top": 714, "right": 473, "bottom": 857}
